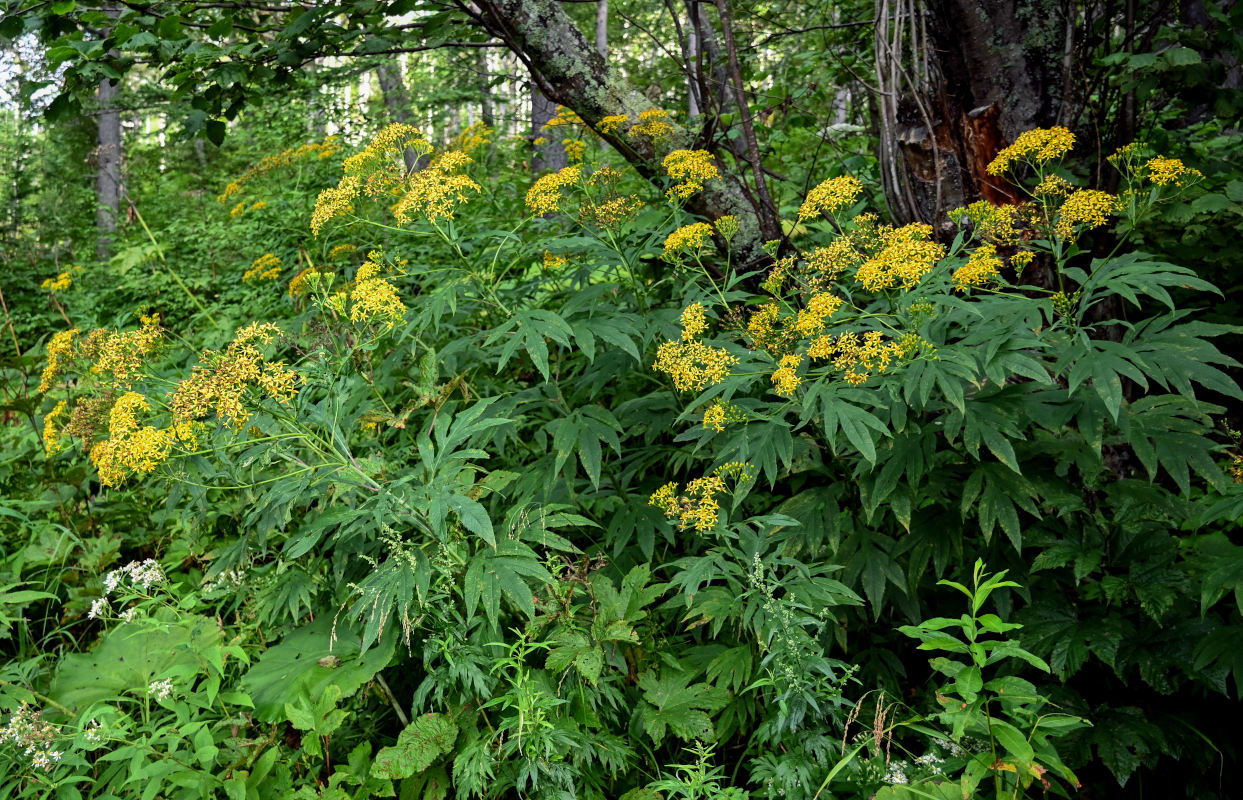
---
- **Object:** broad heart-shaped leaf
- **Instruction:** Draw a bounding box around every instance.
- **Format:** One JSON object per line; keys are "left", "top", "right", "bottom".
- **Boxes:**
{"left": 370, "top": 713, "right": 458, "bottom": 780}
{"left": 49, "top": 612, "right": 222, "bottom": 713}
{"left": 239, "top": 616, "right": 397, "bottom": 721}
{"left": 637, "top": 669, "right": 729, "bottom": 745}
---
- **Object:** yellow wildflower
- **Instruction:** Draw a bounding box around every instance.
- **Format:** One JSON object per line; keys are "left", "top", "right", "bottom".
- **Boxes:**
{"left": 541, "top": 106, "right": 583, "bottom": 132}
{"left": 311, "top": 175, "right": 361, "bottom": 236}
{"left": 218, "top": 135, "right": 343, "bottom": 204}
{"left": 795, "top": 293, "right": 844, "bottom": 337}
{"left": 288, "top": 268, "right": 318, "bottom": 297}
{"left": 771, "top": 353, "right": 803, "bottom": 397}
{"left": 350, "top": 278, "right": 406, "bottom": 329}
{"left": 39, "top": 328, "right": 78, "bottom": 393}
{"left": 341, "top": 123, "right": 432, "bottom": 183}
{"left": 563, "top": 139, "right": 587, "bottom": 162}
{"left": 798, "top": 176, "right": 863, "bottom": 222}
{"left": 251, "top": 201, "right": 268, "bottom": 211}
{"left": 1056, "top": 189, "right": 1117, "bottom": 238}
{"left": 526, "top": 166, "right": 581, "bottom": 215}
{"left": 1010, "top": 251, "right": 1035, "bottom": 271}
{"left": 243, "top": 252, "right": 282, "bottom": 283}
{"left": 1033, "top": 175, "right": 1073, "bottom": 197}
{"left": 987, "top": 126, "right": 1076, "bottom": 174}
{"left": 328, "top": 243, "right": 357, "bottom": 261}
{"left": 229, "top": 201, "right": 247, "bottom": 218}
{"left": 652, "top": 340, "right": 738, "bottom": 392}
{"left": 952, "top": 243, "right": 1003, "bottom": 290}
{"left": 598, "top": 114, "right": 629, "bottom": 135}
{"left": 747, "top": 302, "right": 783, "bottom": 347}
{"left": 543, "top": 251, "right": 570, "bottom": 271}
{"left": 855, "top": 223, "right": 945, "bottom": 292}
{"left": 533, "top": 136, "right": 549, "bottom": 147}
{"left": 1145, "top": 156, "right": 1203, "bottom": 187}
{"left": 43, "top": 400, "right": 67, "bottom": 457}
{"left": 41, "top": 272, "right": 73, "bottom": 292}
{"left": 450, "top": 121, "right": 493, "bottom": 153}
{"left": 649, "top": 482, "right": 680, "bottom": 516}
{"left": 681, "top": 303, "right": 708, "bottom": 341}
{"left": 86, "top": 322, "right": 163, "bottom": 388}
{"left": 662, "top": 222, "right": 714, "bottom": 261}
{"left": 702, "top": 401, "right": 727, "bottom": 432}
{"left": 170, "top": 322, "right": 299, "bottom": 430}
{"left": 629, "top": 109, "right": 674, "bottom": 140}
{"left": 663, "top": 150, "right": 720, "bottom": 201}
{"left": 394, "top": 150, "right": 482, "bottom": 223}
{"left": 715, "top": 215, "right": 740, "bottom": 242}
{"left": 578, "top": 196, "right": 643, "bottom": 227}
{"left": 804, "top": 239, "right": 862, "bottom": 281}
{"left": 948, "top": 200, "right": 1020, "bottom": 245}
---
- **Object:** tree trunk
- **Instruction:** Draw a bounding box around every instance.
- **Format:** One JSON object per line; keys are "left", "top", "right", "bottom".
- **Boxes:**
{"left": 876, "top": 0, "right": 1076, "bottom": 231}
{"left": 595, "top": 0, "right": 609, "bottom": 59}
{"left": 531, "top": 86, "right": 567, "bottom": 172}
{"left": 95, "top": 75, "right": 122, "bottom": 259}
{"left": 472, "top": 0, "right": 779, "bottom": 264}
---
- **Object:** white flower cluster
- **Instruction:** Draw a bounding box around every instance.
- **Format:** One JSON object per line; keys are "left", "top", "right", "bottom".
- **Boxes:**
{"left": 84, "top": 719, "right": 103, "bottom": 745}
{"left": 934, "top": 736, "right": 968, "bottom": 757}
{"left": 148, "top": 679, "right": 174, "bottom": 701}
{"left": 0, "top": 703, "right": 62, "bottom": 771}
{"left": 914, "top": 752, "right": 946, "bottom": 775}
{"left": 88, "top": 597, "right": 109, "bottom": 620}
{"left": 103, "top": 559, "right": 166, "bottom": 596}
{"left": 884, "top": 760, "right": 909, "bottom": 784}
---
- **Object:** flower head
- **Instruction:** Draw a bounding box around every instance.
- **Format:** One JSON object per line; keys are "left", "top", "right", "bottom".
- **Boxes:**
{"left": 987, "top": 126, "right": 1075, "bottom": 174}
{"left": 663, "top": 150, "right": 720, "bottom": 201}
{"left": 799, "top": 176, "right": 863, "bottom": 221}
{"left": 663, "top": 222, "right": 714, "bottom": 261}
{"left": 526, "top": 166, "right": 581, "bottom": 215}
{"left": 952, "top": 243, "right": 1003, "bottom": 290}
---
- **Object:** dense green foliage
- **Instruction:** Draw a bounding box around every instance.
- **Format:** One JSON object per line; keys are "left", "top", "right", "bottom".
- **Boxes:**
{"left": 2, "top": 3, "right": 1243, "bottom": 799}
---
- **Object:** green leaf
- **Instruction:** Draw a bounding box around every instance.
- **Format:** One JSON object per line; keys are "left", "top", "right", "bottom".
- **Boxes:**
{"left": 990, "top": 719, "right": 1034, "bottom": 762}
{"left": 638, "top": 669, "right": 729, "bottom": 744}
{"left": 370, "top": 714, "right": 458, "bottom": 780}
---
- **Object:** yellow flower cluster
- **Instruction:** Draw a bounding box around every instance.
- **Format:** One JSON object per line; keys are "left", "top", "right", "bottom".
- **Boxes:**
{"left": 578, "top": 196, "right": 643, "bottom": 228}
{"left": 543, "top": 251, "right": 570, "bottom": 271}
{"left": 652, "top": 339, "right": 738, "bottom": 393}
{"left": 41, "top": 271, "right": 73, "bottom": 292}
{"left": 629, "top": 109, "right": 674, "bottom": 140}
{"left": 218, "top": 136, "right": 342, "bottom": 202}
{"left": 663, "top": 222, "right": 714, "bottom": 261}
{"left": 1145, "top": 156, "right": 1203, "bottom": 187}
{"left": 526, "top": 166, "right": 581, "bottom": 215}
{"left": 854, "top": 223, "right": 945, "bottom": 292}
{"left": 1010, "top": 250, "right": 1035, "bottom": 271}
{"left": 288, "top": 268, "right": 319, "bottom": 297}
{"left": 328, "top": 243, "right": 357, "bottom": 260}
{"left": 88, "top": 392, "right": 197, "bottom": 488}
{"left": 986, "top": 126, "right": 1076, "bottom": 174}
{"left": 350, "top": 276, "right": 407, "bottom": 328}
{"left": 80, "top": 321, "right": 164, "bottom": 388}
{"left": 795, "top": 293, "right": 844, "bottom": 337}
{"left": 803, "top": 240, "right": 862, "bottom": 283}
{"left": 663, "top": 150, "right": 720, "bottom": 201}
{"left": 701, "top": 400, "right": 746, "bottom": 432}
{"left": 1033, "top": 175, "right": 1073, "bottom": 198}
{"left": 393, "top": 151, "right": 482, "bottom": 223}
{"left": 1056, "top": 189, "right": 1117, "bottom": 238}
{"left": 598, "top": 115, "right": 629, "bottom": 135}
{"left": 953, "top": 243, "right": 1003, "bottom": 290}
{"left": 771, "top": 353, "right": 803, "bottom": 397}
{"left": 807, "top": 330, "right": 922, "bottom": 384}
{"left": 311, "top": 175, "right": 360, "bottom": 236}
{"left": 450, "top": 121, "right": 493, "bottom": 153}
{"left": 949, "top": 200, "right": 1021, "bottom": 245}
{"left": 251, "top": 201, "right": 268, "bottom": 211}
{"left": 43, "top": 400, "right": 67, "bottom": 457}
{"left": 230, "top": 201, "right": 247, "bottom": 218}
{"left": 798, "top": 176, "right": 863, "bottom": 222}
{"left": 747, "top": 302, "right": 785, "bottom": 350}
{"left": 39, "top": 329, "right": 78, "bottom": 393}
{"left": 715, "top": 215, "right": 740, "bottom": 242}
{"left": 649, "top": 474, "right": 725, "bottom": 532}
{"left": 169, "top": 322, "right": 300, "bottom": 430}
{"left": 681, "top": 303, "right": 708, "bottom": 341}
{"left": 563, "top": 139, "right": 587, "bottom": 162}
{"left": 541, "top": 106, "right": 584, "bottom": 132}
{"left": 341, "top": 123, "right": 432, "bottom": 186}
{"left": 243, "top": 253, "right": 282, "bottom": 282}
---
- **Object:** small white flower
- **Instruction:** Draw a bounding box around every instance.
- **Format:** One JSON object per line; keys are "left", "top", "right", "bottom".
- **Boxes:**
{"left": 884, "top": 760, "right": 909, "bottom": 785}
{"left": 84, "top": 720, "right": 103, "bottom": 744}
{"left": 102, "top": 570, "right": 122, "bottom": 596}
{"left": 88, "top": 598, "right": 109, "bottom": 620}
{"left": 119, "top": 608, "right": 137, "bottom": 624}
{"left": 148, "top": 679, "right": 174, "bottom": 701}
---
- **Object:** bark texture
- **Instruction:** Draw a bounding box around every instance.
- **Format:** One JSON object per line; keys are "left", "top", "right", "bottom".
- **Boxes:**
{"left": 95, "top": 75, "right": 123, "bottom": 259}
{"left": 877, "top": 0, "right": 1075, "bottom": 230}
